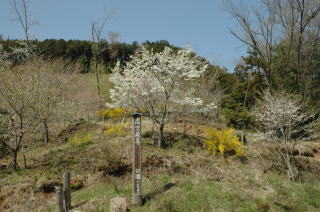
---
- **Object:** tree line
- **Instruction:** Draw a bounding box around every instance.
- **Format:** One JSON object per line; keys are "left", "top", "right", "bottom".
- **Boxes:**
{"left": 0, "top": 38, "right": 140, "bottom": 73}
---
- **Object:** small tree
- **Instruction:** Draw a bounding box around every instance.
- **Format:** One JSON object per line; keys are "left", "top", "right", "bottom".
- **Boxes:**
{"left": 91, "top": 12, "right": 114, "bottom": 103}
{"left": 0, "top": 67, "right": 38, "bottom": 169}
{"left": 108, "top": 47, "right": 209, "bottom": 148}
{"left": 252, "top": 90, "right": 315, "bottom": 181}
{"left": 27, "top": 59, "right": 81, "bottom": 143}
{"left": 0, "top": 58, "right": 84, "bottom": 168}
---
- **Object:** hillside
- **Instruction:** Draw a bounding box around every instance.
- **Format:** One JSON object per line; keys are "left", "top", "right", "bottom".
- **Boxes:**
{"left": 2, "top": 0, "right": 320, "bottom": 211}
{"left": 1, "top": 115, "right": 320, "bottom": 211}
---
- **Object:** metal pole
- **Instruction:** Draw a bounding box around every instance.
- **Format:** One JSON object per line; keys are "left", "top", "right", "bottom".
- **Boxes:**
{"left": 131, "top": 112, "right": 142, "bottom": 206}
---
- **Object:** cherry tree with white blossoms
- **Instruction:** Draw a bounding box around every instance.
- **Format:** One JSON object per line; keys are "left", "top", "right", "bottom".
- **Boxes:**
{"left": 108, "top": 46, "right": 214, "bottom": 148}
{"left": 252, "top": 90, "right": 316, "bottom": 181}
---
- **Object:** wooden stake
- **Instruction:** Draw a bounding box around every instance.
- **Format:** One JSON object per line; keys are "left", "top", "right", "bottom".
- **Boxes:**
{"left": 241, "top": 131, "right": 244, "bottom": 143}
{"left": 63, "top": 172, "right": 71, "bottom": 211}
{"left": 55, "top": 186, "right": 64, "bottom": 212}
{"left": 23, "top": 154, "right": 27, "bottom": 169}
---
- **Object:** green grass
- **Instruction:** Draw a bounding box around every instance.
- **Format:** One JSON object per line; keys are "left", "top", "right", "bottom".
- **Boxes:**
{"left": 1, "top": 118, "right": 320, "bottom": 211}
{"left": 79, "top": 73, "right": 113, "bottom": 103}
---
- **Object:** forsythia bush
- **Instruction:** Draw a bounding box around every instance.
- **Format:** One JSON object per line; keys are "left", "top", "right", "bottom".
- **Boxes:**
{"left": 104, "top": 124, "right": 128, "bottom": 137}
{"left": 97, "top": 108, "right": 128, "bottom": 119}
{"left": 204, "top": 128, "right": 244, "bottom": 156}
{"left": 68, "top": 133, "right": 93, "bottom": 145}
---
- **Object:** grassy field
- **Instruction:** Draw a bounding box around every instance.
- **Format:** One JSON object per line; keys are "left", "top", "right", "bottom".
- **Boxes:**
{"left": 1, "top": 74, "right": 320, "bottom": 212}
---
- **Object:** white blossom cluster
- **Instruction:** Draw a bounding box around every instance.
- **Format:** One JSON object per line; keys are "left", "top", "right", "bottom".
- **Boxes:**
{"left": 252, "top": 90, "right": 311, "bottom": 140}
{"left": 0, "top": 41, "right": 35, "bottom": 67}
{"left": 0, "top": 44, "right": 11, "bottom": 67}
{"left": 10, "top": 41, "right": 36, "bottom": 63}
{"left": 180, "top": 97, "right": 217, "bottom": 113}
{"left": 107, "top": 46, "right": 213, "bottom": 122}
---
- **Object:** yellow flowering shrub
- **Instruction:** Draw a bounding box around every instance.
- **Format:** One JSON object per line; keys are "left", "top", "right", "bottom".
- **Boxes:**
{"left": 68, "top": 133, "right": 93, "bottom": 146}
{"left": 204, "top": 128, "right": 244, "bottom": 157}
{"left": 97, "top": 108, "right": 128, "bottom": 119}
{"left": 104, "top": 124, "right": 128, "bottom": 137}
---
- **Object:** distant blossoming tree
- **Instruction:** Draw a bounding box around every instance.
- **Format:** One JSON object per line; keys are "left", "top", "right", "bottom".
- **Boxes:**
{"left": 0, "top": 67, "right": 39, "bottom": 170}
{"left": 108, "top": 47, "right": 212, "bottom": 148}
{"left": 0, "top": 57, "right": 84, "bottom": 169}
{"left": 252, "top": 90, "right": 316, "bottom": 181}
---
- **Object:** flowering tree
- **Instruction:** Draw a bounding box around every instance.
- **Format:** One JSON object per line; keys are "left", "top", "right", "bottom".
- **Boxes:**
{"left": 252, "top": 90, "right": 316, "bottom": 181}
{"left": 0, "top": 58, "right": 84, "bottom": 169}
{"left": 9, "top": 0, "right": 37, "bottom": 64}
{"left": 0, "top": 44, "right": 11, "bottom": 68}
{"left": 108, "top": 47, "right": 211, "bottom": 148}
{"left": 0, "top": 67, "right": 39, "bottom": 169}
{"left": 27, "top": 59, "right": 82, "bottom": 143}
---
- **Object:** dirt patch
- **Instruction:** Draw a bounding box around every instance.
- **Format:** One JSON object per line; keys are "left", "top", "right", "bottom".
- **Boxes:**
{"left": 294, "top": 156, "right": 320, "bottom": 181}
{"left": 38, "top": 181, "right": 62, "bottom": 193}
{"left": 0, "top": 142, "right": 9, "bottom": 159}
{"left": 143, "top": 154, "right": 190, "bottom": 174}
{"left": 314, "top": 152, "right": 320, "bottom": 159}
{"left": 260, "top": 143, "right": 320, "bottom": 181}
{"left": 0, "top": 190, "right": 14, "bottom": 210}
{"left": 57, "top": 119, "right": 95, "bottom": 142}
{"left": 0, "top": 164, "right": 7, "bottom": 170}
{"left": 142, "top": 131, "right": 202, "bottom": 148}
{"left": 98, "top": 161, "right": 131, "bottom": 177}
{"left": 143, "top": 155, "right": 168, "bottom": 169}
{"left": 291, "top": 146, "right": 315, "bottom": 157}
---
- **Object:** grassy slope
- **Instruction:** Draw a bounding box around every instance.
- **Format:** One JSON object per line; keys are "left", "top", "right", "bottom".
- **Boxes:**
{"left": 78, "top": 73, "right": 113, "bottom": 103}
{"left": 1, "top": 74, "right": 320, "bottom": 212}
{"left": 1, "top": 120, "right": 320, "bottom": 212}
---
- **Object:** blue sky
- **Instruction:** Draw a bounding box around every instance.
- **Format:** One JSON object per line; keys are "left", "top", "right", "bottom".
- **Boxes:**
{"left": 0, "top": 0, "right": 249, "bottom": 71}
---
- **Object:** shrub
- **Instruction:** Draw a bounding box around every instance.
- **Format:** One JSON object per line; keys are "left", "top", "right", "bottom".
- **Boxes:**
{"left": 68, "top": 133, "right": 93, "bottom": 146}
{"left": 104, "top": 124, "right": 127, "bottom": 137}
{"left": 204, "top": 128, "right": 244, "bottom": 156}
{"left": 97, "top": 108, "right": 128, "bottom": 119}
{"left": 71, "top": 179, "right": 84, "bottom": 191}
{"left": 160, "top": 175, "right": 170, "bottom": 184}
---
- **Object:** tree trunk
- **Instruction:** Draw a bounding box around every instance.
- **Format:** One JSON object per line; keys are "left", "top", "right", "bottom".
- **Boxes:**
{"left": 152, "top": 120, "right": 157, "bottom": 146}
{"left": 183, "top": 119, "right": 187, "bottom": 134}
{"left": 284, "top": 151, "right": 296, "bottom": 182}
{"left": 196, "top": 113, "right": 200, "bottom": 136}
{"left": 158, "top": 124, "right": 165, "bottom": 148}
{"left": 12, "top": 151, "right": 18, "bottom": 170}
{"left": 95, "top": 62, "right": 102, "bottom": 104}
{"left": 43, "top": 120, "right": 49, "bottom": 144}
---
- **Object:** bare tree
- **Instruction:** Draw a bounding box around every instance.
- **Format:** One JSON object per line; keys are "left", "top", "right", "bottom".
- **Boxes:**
{"left": 108, "top": 32, "right": 121, "bottom": 44}
{"left": 0, "top": 58, "right": 85, "bottom": 168}
{"left": 224, "top": 0, "right": 320, "bottom": 93}
{"left": 91, "top": 12, "right": 114, "bottom": 104}
{"left": 9, "top": 0, "right": 37, "bottom": 45}
{"left": 252, "top": 90, "right": 316, "bottom": 181}
{"left": 0, "top": 66, "right": 39, "bottom": 169}
{"left": 27, "top": 59, "right": 82, "bottom": 143}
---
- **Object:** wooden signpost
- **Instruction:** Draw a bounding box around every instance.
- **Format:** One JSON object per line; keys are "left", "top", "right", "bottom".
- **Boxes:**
{"left": 132, "top": 112, "right": 142, "bottom": 206}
